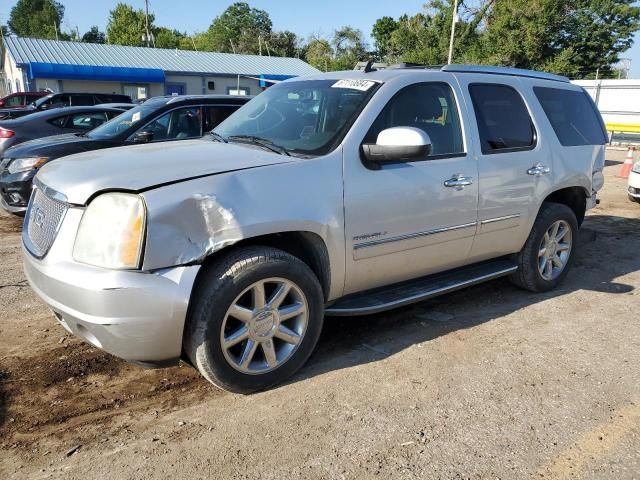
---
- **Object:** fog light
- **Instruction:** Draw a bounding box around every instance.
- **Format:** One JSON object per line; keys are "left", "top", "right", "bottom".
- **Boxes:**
{"left": 8, "top": 192, "right": 23, "bottom": 203}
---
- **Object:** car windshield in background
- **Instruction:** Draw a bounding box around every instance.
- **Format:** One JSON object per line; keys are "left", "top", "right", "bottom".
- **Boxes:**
{"left": 87, "top": 103, "right": 158, "bottom": 139}
{"left": 214, "top": 79, "right": 380, "bottom": 156}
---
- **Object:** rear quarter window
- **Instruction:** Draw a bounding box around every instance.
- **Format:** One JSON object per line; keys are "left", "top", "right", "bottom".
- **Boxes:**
{"left": 533, "top": 87, "right": 607, "bottom": 146}
{"left": 48, "top": 116, "right": 68, "bottom": 128}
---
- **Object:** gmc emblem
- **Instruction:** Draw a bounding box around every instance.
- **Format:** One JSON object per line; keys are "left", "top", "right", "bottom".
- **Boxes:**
{"left": 33, "top": 208, "right": 45, "bottom": 228}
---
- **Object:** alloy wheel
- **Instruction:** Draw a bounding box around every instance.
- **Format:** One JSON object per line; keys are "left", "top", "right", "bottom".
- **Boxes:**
{"left": 220, "top": 277, "right": 308, "bottom": 374}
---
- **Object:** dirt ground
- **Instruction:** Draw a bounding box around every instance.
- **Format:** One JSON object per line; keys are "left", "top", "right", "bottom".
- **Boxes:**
{"left": 1, "top": 150, "right": 639, "bottom": 480}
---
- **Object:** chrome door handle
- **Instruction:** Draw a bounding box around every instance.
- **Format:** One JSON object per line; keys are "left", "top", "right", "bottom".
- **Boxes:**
{"left": 444, "top": 175, "right": 474, "bottom": 188}
{"left": 527, "top": 163, "right": 550, "bottom": 176}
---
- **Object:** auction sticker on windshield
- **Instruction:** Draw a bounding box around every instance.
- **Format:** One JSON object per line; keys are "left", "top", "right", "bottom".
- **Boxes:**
{"left": 131, "top": 112, "right": 141, "bottom": 123}
{"left": 332, "top": 79, "right": 377, "bottom": 91}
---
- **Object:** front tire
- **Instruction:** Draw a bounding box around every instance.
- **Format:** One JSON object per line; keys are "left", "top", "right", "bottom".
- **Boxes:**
{"left": 510, "top": 203, "right": 578, "bottom": 292}
{"left": 184, "top": 246, "right": 324, "bottom": 394}
{"left": 629, "top": 194, "right": 640, "bottom": 204}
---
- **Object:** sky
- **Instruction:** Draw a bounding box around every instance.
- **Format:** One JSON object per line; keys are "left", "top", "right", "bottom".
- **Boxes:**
{"left": 1, "top": 0, "right": 640, "bottom": 78}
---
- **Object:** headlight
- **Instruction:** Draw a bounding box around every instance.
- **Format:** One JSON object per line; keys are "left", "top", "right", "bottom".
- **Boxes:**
{"left": 633, "top": 161, "right": 640, "bottom": 174}
{"left": 7, "top": 157, "right": 48, "bottom": 174}
{"left": 73, "top": 193, "right": 146, "bottom": 269}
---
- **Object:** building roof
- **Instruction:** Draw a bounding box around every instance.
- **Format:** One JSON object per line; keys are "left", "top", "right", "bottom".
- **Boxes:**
{"left": 3, "top": 36, "right": 320, "bottom": 77}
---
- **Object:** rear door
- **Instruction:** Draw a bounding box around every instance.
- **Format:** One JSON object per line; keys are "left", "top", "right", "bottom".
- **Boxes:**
{"left": 454, "top": 77, "right": 554, "bottom": 262}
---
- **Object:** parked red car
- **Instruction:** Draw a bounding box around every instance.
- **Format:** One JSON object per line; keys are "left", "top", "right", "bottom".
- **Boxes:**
{"left": 0, "top": 92, "right": 49, "bottom": 109}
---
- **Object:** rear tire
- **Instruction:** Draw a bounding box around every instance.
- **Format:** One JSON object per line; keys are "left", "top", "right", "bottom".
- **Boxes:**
{"left": 510, "top": 203, "right": 578, "bottom": 292}
{"left": 183, "top": 246, "right": 324, "bottom": 394}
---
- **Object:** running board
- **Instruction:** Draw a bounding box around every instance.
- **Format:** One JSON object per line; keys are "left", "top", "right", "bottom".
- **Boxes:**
{"left": 325, "top": 259, "right": 518, "bottom": 316}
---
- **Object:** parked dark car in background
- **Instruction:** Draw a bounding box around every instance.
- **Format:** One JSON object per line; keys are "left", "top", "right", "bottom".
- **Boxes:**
{"left": 0, "top": 95, "right": 249, "bottom": 214}
{"left": 0, "top": 105, "right": 128, "bottom": 156}
{"left": 97, "top": 103, "right": 136, "bottom": 111}
{"left": 0, "top": 92, "right": 132, "bottom": 120}
{"left": 0, "top": 91, "right": 49, "bottom": 109}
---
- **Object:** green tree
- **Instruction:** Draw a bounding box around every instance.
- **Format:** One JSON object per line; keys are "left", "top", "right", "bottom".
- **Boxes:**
{"left": 372, "top": 16, "right": 398, "bottom": 58}
{"left": 332, "top": 26, "right": 367, "bottom": 70}
{"left": 8, "top": 0, "right": 65, "bottom": 39}
{"left": 82, "top": 26, "right": 106, "bottom": 44}
{"left": 207, "top": 2, "right": 273, "bottom": 54}
{"left": 268, "top": 31, "right": 300, "bottom": 57}
{"left": 482, "top": 0, "right": 640, "bottom": 76}
{"left": 372, "top": 2, "right": 485, "bottom": 66}
{"left": 482, "top": 0, "right": 571, "bottom": 70}
{"left": 106, "top": 3, "right": 154, "bottom": 47}
{"left": 560, "top": 0, "right": 640, "bottom": 77}
{"left": 370, "top": 0, "right": 640, "bottom": 77}
{"left": 154, "top": 28, "right": 189, "bottom": 49}
{"left": 305, "top": 37, "right": 333, "bottom": 71}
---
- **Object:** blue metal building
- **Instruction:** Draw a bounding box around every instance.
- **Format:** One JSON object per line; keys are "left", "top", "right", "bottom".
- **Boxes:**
{"left": 1, "top": 36, "right": 320, "bottom": 99}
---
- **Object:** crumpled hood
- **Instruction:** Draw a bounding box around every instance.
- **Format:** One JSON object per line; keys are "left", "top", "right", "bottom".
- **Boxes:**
{"left": 35, "top": 139, "right": 295, "bottom": 205}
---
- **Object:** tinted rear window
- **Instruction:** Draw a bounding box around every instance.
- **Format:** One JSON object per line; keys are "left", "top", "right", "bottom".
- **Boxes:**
{"left": 469, "top": 84, "right": 535, "bottom": 154}
{"left": 533, "top": 87, "right": 607, "bottom": 146}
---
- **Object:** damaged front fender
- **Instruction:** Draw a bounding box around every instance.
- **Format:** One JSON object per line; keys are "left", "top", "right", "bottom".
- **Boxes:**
{"left": 140, "top": 153, "right": 346, "bottom": 300}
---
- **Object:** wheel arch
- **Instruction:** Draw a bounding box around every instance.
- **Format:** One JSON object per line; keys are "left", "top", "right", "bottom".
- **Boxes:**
{"left": 196, "top": 231, "right": 332, "bottom": 302}
{"left": 541, "top": 186, "right": 589, "bottom": 226}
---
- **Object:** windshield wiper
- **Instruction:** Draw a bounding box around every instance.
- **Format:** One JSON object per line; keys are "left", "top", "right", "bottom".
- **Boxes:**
{"left": 208, "top": 131, "right": 228, "bottom": 143}
{"left": 227, "top": 135, "right": 290, "bottom": 156}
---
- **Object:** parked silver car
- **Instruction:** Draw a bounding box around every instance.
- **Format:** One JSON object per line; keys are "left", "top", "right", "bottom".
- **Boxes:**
{"left": 23, "top": 65, "right": 607, "bottom": 393}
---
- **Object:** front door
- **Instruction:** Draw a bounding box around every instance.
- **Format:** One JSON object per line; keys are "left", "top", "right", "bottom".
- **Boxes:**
{"left": 166, "top": 84, "right": 185, "bottom": 96}
{"left": 343, "top": 79, "right": 479, "bottom": 295}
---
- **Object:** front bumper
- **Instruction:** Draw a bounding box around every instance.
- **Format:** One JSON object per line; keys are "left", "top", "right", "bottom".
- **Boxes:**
{"left": 629, "top": 170, "right": 640, "bottom": 198}
{"left": 0, "top": 169, "right": 35, "bottom": 214}
{"left": 23, "top": 207, "right": 200, "bottom": 364}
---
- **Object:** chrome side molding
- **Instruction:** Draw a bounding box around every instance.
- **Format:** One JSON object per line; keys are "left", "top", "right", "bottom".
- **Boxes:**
{"left": 354, "top": 222, "right": 477, "bottom": 250}
{"left": 480, "top": 214, "right": 521, "bottom": 225}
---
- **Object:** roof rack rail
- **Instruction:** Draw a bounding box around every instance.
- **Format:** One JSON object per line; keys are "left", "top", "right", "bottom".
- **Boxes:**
{"left": 388, "top": 62, "right": 444, "bottom": 70}
{"left": 440, "top": 64, "right": 570, "bottom": 83}
{"left": 353, "top": 61, "right": 570, "bottom": 83}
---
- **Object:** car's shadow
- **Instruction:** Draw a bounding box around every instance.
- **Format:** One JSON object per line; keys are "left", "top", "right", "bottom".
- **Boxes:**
{"left": 293, "top": 213, "right": 640, "bottom": 386}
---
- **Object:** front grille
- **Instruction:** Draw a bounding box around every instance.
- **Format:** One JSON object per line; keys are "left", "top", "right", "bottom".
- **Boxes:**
{"left": 25, "top": 188, "right": 68, "bottom": 258}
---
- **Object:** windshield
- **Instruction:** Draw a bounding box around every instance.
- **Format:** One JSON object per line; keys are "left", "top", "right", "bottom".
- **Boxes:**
{"left": 214, "top": 79, "right": 379, "bottom": 156}
{"left": 87, "top": 103, "right": 159, "bottom": 139}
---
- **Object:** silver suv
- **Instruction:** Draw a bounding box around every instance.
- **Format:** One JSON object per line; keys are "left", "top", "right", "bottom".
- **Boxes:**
{"left": 23, "top": 65, "right": 607, "bottom": 393}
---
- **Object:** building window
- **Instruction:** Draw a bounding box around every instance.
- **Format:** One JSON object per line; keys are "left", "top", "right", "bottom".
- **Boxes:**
{"left": 227, "top": 86, "right": 250, "bottom": 96}
{"left": 123, "top": 84, "right": 149, "bottom": 101}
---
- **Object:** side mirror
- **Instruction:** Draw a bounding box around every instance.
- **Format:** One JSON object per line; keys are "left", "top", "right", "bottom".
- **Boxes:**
{"left": 361, "top": 127, "right": 432, "bottom": 166}
{"left": 132, "top": 131, "right": 154, "bottom": 143}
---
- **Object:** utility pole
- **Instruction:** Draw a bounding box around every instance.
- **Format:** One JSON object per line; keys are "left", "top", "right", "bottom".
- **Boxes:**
{"left": 144, "top": 0, "right": 152, "bottom": 47}
{"left": 447, "top": 0, "right": 459, "bottom": 65}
